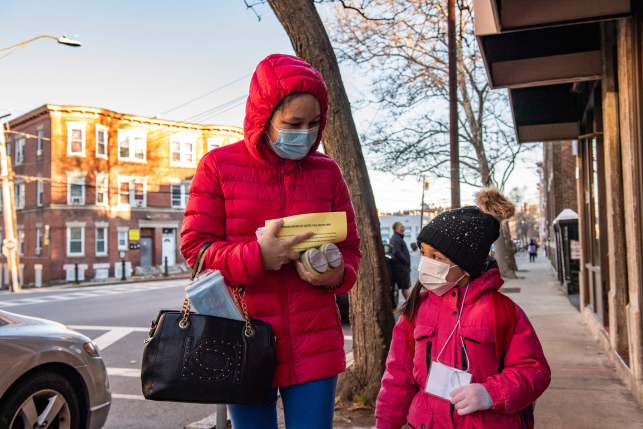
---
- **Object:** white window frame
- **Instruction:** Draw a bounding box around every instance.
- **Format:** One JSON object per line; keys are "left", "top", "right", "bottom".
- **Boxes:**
{"left": 169, "top": 135, "right": 197, "bottom": 167}
{"left": 66, "top": 121, "right": 87, "bottom": 157}
{"left": 117, "top": 129, "right": 147, "bottom": 163}
{"left": 96, "top": 173, "right": 108, "bottom": 206}
{"left": 66, "top": 172, "right": 87, "bottom": 205}
{"left": 207, "top": 137, "right": 225, "bottom": 152}
{"left": 37, "top": 180, "right": 43, "bottom": 207}
{"left": 171, "top": 183, "right": 190, "bottom": 208}
{"left": 14, "top": 137, "right": 25, "bottom": 165}
{"left": 35, "top": 227, "right": 42, "bottom": 256}
{"left": 37, "top": 129, "right": 43, "bottom": 157}
{"left": 95, "top": 227, "right": 108, "bottom": 256}
{"left": 117, "top": 229, "right": 129, "bottom": 251}
{"left": 117, "top": 175, "right": 147, "bottom": 208}
{"left": 18, "top": 229, "right": 24, "bottom": 256}
{"left": 14, "top": 183, "right": 25, "bottom": 210}
{"left": 67, "top": 226, "right": 85, "bottom": 257}
{"left": 96, "top": 125, "right": 108, "bottom": 159}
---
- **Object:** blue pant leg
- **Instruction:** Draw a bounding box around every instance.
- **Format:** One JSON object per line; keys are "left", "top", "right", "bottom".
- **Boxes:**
{"left": 280, "top": 375, "right": 338, "bottom": 429}
{"left": 228, "top": 387, "right": 279, "bottom": 429}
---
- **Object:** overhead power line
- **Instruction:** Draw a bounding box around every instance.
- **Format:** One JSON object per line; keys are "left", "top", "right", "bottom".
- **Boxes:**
{"left": 160, "top": 74, "right": 252, "bottom": 116}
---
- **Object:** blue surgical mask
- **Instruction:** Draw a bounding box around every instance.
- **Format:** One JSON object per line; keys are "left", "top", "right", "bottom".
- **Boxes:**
{"left": 267, "top": 120, "right": 319, "bottom": 160}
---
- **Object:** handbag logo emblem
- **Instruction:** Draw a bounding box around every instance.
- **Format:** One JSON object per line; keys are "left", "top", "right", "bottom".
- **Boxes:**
{"left": 181, "top": 336, "right": 244, "bottom": 383}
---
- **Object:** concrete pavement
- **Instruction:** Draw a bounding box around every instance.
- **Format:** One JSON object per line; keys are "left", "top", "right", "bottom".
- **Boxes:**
{"left": 507, "top": 252, "right": 643, "bottom": 428}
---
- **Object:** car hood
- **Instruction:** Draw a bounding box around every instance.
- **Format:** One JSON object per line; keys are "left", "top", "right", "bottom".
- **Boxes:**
{"left": 0, "top": 310, "right": 90, "bottom": 342}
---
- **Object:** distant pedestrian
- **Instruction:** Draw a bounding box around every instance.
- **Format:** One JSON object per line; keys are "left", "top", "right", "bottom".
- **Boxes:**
{"left": 375, "top": 188, "right": 551, "bottom": 429}
{"left": 389, "top": 222, "right": 412, "bottom": 300}
{"left": 528, "top": 240, "right": 538, "bottom": 263}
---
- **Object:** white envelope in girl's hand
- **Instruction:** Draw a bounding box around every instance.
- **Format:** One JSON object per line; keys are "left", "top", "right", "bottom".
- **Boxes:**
{"left": 424, "top": 361, "right": 472, "bottom": 401}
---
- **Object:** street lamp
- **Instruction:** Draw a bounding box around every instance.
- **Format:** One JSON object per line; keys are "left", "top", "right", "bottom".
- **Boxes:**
{"left": 0, "top": 34, "right": 81, "bottom": 55}
{"left": 0, "top": 34, "right": 81, "bottom": 292}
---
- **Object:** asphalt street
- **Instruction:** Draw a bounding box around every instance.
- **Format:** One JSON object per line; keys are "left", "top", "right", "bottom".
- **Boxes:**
{"left": 0, "top": 252, "right": 419, "bottom": 429}
{"left": 0, "top": 279, "right": 353, "bottom": 429}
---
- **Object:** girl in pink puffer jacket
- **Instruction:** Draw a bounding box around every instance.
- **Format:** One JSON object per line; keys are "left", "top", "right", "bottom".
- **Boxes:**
{"left": 375, "top": 189, "right": 551, "bottom": 429}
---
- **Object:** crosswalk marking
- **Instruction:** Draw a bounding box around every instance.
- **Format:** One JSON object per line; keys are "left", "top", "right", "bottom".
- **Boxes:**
{"left": 0, "top": 281, "right": 183, "bottom": 308}
{"left": 92, "top": 328, "right": 136, "bottom": 350}
{"left": 111, "top": 393, "right": 146, "bottom": 401}
{"left": 107, "top": 367, "right": 140, "bottom": 377}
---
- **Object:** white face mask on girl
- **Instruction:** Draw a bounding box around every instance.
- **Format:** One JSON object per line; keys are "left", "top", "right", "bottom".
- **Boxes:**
{"left": 418, "top": 256, "right": 467, "bottom": 296}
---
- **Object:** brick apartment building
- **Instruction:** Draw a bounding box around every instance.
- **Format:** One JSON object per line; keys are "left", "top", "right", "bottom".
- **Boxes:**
{"left": 539, "top": 141, "right": 578, "bottom": 258}
{"left": 2, "top": 104, "right": 243, "bottom": 287}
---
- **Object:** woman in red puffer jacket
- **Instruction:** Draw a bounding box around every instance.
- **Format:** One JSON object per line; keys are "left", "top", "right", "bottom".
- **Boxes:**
{"left": 180, "top": 54, "right": 361, "bottom": 429}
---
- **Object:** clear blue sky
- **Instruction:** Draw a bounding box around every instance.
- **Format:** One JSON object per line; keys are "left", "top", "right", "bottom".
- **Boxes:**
{"left": 0, "top": 0, "right": 541, "bottom": 212}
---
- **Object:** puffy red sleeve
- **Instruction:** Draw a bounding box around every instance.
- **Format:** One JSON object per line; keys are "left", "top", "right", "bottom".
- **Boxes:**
{"left": 375, "top": 317, "right": 418, "bottom": 429}
{"left": 180, "top": 152, "right": 264, "bottom": 286}
{"left": 482, "top": 304, "right": 551, "bottom": 414}
{"left": 328, "top": 161, "right": 361, "bottom": 294}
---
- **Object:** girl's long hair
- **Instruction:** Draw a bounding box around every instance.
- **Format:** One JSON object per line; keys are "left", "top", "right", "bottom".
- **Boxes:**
{"left": 397, "top": 279, "right": 423, "bottom": 323}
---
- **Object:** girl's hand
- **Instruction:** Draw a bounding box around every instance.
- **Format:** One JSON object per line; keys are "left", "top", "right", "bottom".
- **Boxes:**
{"left": 258, "top": 220, "right": 314, "bottom": 271}
{"left": 296, "top": 259, "right": 345, "bottom": 288}
{"left": 450, "top": 383, "right": 492, "bottom": 415}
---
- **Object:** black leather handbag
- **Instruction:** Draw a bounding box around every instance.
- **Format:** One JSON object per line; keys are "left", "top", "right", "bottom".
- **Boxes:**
{"left": 141, "top": 242, "right": 277, "bottom": 405}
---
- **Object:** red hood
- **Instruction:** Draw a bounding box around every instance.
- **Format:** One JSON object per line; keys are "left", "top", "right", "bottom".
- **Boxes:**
{"left": 243, "top": 54, "right": 329, "bottom": 166}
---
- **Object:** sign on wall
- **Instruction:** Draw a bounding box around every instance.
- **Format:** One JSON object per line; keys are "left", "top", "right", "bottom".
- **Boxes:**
{"left": 129, "top": 229, "right": 140, "bottom": 241}
{"left": 570, "top": 240, "right": 580, "bottom": 260}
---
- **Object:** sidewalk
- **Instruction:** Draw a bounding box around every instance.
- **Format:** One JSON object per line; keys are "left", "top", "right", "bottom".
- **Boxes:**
{"left": 507, "top": 253, "right": 643, "bottom": 428}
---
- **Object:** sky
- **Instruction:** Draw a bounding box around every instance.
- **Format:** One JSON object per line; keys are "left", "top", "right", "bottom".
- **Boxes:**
{"left": 0, "top": 0, "right": 542, "bottom": 213}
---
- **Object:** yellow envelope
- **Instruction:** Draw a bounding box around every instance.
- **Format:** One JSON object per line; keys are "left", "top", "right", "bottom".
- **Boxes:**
{"left": 265, "top": 212, "right": 347, "bottom": 252}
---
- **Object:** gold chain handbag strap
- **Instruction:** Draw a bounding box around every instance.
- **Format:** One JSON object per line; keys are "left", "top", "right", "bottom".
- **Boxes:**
{"left": 233, "top": 285, "right": 254, "bottom": 337}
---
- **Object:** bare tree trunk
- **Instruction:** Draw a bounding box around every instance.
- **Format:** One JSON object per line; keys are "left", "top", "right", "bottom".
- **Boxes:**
{"left": 495, "top": 223, "right": 517, "bottom": 279}
{"left": 266, "top": 0, "right": 395, "bottom": 403}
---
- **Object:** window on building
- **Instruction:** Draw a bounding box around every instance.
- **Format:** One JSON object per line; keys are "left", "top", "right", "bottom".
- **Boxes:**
{"left": 18, "top": 230, "right": 24, "bottom": 256}
{"left": 96, "top": 174, "right": 108, "bottom": 206}
{"left": 118, "top": 177, "right": 147, "bottom": 207}
{"left": 118, "top": 231, "right": 128, "bottom": 250}
{"left": 67, "top": 175, "right": 86, "bottom": 205}
{"left": 37, "top": 181, "right": 43, "bottom": 207}
{"left": 15, "top": 138, "right": 25, "bottom": 165}
{"left": 96, "top": 227, "right": 107, "bottom": 256}
{"left": 118, "top": 130, "right": 147, "bottom": 162}
{"left": 171, "top": 184, "right": 190, "bottom": 208}
{"left": 96, "top": 126, "right": 107, "bottom": 158}
{"left": 207, "top": 137, "right": 225, "bottom": 151}
{"left": 6, "top": 138, "right": 11, "bottom": 157}
{"left": 67, "top": 227, "right": 84, "bottom": 256}
{"left": 67, "top": 122, "right": 87, "bottom": 156}
{"left": 0, "top": 188, "right": 3, "bottom": 211}
{"left": 36, "top": 228, "right": 42, "bottom": 255}
{"left": 170, "top": 136, "right": 196, "bottom": 167}
{"left": 14, "top": 184, "right": 25, "bottom": 210}
{"left": 37, "top": 130, "right": 43, "bottom": 156}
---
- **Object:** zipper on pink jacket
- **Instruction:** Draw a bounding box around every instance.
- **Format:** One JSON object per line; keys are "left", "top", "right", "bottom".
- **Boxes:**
{"left": 279, "top": 158, "right": 296, "bottom": 384}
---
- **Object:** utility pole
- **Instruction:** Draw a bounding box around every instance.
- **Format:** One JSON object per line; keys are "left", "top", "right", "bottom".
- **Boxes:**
{"left": 0, "top": 120, "right": 21, "bottom": 292}
{"left": 419, "top": 175, "right": 427, "bottom": 231}
{"left": 448, "top": 0, "right": 460, "bottom": 209}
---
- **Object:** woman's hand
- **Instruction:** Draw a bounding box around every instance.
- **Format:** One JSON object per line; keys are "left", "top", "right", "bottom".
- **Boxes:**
{"left": 258, "top": 220, "right": 314, "bottom": 271}
{"left": 296, "top": 258, "right": 345, "bottom": 288}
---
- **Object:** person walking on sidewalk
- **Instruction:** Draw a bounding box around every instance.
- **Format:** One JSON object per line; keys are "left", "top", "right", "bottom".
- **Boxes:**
{"left": 181, "top": 54, "right": 361, "bottom": 429}
{"left": 375, "top": 188, "right": 551, "bottom": 429}
{"left": 390, "top": 222, "right": 412, "bottom": 300}
{"left": 528, "top": 240, "right": 539, "bottom": 263}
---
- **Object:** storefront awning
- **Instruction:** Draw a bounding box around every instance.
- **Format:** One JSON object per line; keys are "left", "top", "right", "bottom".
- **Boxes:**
{"left": 510, "top": 83, "right": 584, "bottom": 143}
{"left": 474, "top": 0, "right": 630, "bottom": 36}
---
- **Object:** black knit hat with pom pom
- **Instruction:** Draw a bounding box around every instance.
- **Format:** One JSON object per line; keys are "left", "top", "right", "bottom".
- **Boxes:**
{"left": 417, "top": 188, "right": 515, "bottom": 278}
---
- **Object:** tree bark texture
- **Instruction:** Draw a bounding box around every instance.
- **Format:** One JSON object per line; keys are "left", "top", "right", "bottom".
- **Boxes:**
{"left": 266, "top": 0, "right": 396, "bottom": 402}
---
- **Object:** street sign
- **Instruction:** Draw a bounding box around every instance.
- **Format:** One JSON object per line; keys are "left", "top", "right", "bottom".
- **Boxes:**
{"left": 120, "top": 251, "right": 125, "bottom": 258}
{"left": 2, "top": 238, "right": 17, "bottom": 256}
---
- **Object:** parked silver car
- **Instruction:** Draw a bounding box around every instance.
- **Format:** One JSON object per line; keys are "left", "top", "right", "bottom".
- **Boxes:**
{"left": 0, "top": 310, "right": 111, "bottom": 429}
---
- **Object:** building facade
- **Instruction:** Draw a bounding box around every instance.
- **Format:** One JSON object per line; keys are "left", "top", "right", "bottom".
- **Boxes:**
{"left": 475, "top": 0, "right": 643, "bottom": 404}
{"left": 3, "top": 105, "right": 243, "bottom": 286}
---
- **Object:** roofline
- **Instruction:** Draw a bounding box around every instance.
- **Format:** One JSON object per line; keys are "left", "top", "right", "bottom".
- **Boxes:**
{"left": 7, "top": 104, "right": 244, "bottom": 135}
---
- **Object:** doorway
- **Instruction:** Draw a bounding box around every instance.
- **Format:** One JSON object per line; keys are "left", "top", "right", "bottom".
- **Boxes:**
{"left": 140, "top": 237, "right": 153, "bottom": 267}
{"left": 162, "top": 228, "right": 176, "bottom": 266}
